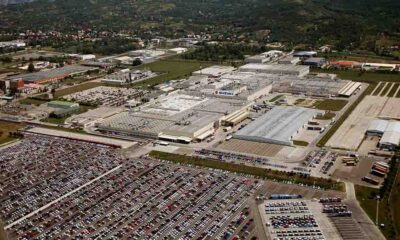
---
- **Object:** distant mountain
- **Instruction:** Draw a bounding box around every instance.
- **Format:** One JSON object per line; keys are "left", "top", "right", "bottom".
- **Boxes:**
{"left": 0, "top": 0, "right": 399, "bottom": 49}
{"left": 0, "top": 0, "right": 34, "bottom": 6}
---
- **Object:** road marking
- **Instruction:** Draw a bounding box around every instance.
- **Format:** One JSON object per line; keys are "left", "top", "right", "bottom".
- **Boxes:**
{"left": 5, "top": 165, "right": 122, "bottom": 230}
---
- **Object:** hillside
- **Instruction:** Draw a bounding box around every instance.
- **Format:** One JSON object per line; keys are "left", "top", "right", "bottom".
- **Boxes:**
{"left": 0, "top": 0, "right": 399, "bottom": 49}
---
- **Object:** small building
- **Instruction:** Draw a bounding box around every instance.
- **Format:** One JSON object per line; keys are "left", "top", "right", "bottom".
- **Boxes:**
{"left": 48, "top": 100, "right": 79, "bottom": 109}
{"left": 293, "top": 51, "right": 318, "bottom": 59}
{"left": 302, "top": 57, "right": 327, "bottom": 68}
{"left": 168, "top": 47, "right": 188, "bottom": 54}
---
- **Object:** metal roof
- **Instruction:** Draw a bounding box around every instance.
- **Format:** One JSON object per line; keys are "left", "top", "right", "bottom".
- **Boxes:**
{"left": 367, "top": 119, "right": 389, "bottom": 134}
{"left": 234, "top": 106, "right": 321, "bottom": 146}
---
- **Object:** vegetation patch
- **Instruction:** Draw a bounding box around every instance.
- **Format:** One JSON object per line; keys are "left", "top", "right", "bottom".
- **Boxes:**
{"left": 355, "top": 157, "right": 400, "bottom": 239}
{"left": 269, "top": 95, "right": 283, "bottom": 102}
{"left": 388, "top": 84, "right": 400, "bottom": 97}
{"left": 313, "top": 99, "right": 348, "bottom": 111}
{"left": 149, "top": 151, "right": 345, "bottom": 191}
{"left": 315, "top": 112, "right": 336, "bottom": 120}
{"left": 293, "top": 140, "right": 309, "bottom": 147}
{"left": 0, "top": 120, "right": 24, "bottom": 145}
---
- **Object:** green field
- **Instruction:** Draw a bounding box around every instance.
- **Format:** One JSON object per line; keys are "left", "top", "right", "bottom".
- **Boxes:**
{"left": 270, "top": 95, "right": 283, "bottom": 102}
{"left": 293, "top": 140, "right": 309, "bottom": 147}
{"left": 312, "top": 69, "right": 400, "bottom": 83}
{"left": 313, "top": 99, "right": 348, "bottom": 111}
{"left": 318, "top": 83, "right": 376, "bottom": 147}
{"left": 380, "top": 82, "right": 393, "bottom": 96}
{"left": 19, "top": 98, "right": 48, "bottom": 106}
{"left": 355, "top": 160, "right": 400, "bottom": 239}
{"left": 54, "top": 82, "right": 102, "bottom": 98}
{"left": 387, "top": 83, "right": 399, "bottom": 97}
{"left": 149, "top": 151, "right": 344, "bottom": 191}
{"left": 131, "top": 59, "right": 213, "bottom": 88}
{"left": 0, "top": 120, "right": 24, "bottom": 145}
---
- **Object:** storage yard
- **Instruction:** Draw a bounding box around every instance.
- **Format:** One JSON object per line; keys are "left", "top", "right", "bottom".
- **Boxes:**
{"left": 327, "top": 83, "right": 400, "bottom": 150}
{"left": 0, "top": 133, "right": 264, "bottom": 240}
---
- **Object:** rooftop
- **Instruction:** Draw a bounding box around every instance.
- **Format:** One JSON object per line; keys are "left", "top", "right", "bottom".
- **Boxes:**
{"left": 234, "top": 106, "right": 321, "bottom": 146}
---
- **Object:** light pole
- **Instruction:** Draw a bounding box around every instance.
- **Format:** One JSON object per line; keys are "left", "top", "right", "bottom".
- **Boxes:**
{"left": 376, "top": 195, "right": 380, "bottom": 226}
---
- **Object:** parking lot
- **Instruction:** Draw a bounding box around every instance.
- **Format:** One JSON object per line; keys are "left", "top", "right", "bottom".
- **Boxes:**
{"left": 62, "top": 86, "right": 144, "bottom": 107}
{"left": 260, "top": 199, "right": 342, "bottom": 240}
{"left": 1, "top": 133, "right": 265, "bottom": 239}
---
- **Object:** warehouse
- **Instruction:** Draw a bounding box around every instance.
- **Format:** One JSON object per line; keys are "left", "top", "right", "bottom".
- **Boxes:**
{"left": 367, "top": 119, "right": 400, "bottom": 150}
{"left": 193, "top": 65, "right": 236, "bottom": 77}
{"left": 293, "top": 51, "right": 317, "bottom": 59}
{"left": 302, "top": 57, "right": 327, "bottom": 68}
{"left": 234, "top": 106, "right": 322, "bottom": 146}
{"left": 238, "top": 64, "right": 310, "bottom": 77}
{"left": 9, "top": 65, "right": 98, "bottom": 84}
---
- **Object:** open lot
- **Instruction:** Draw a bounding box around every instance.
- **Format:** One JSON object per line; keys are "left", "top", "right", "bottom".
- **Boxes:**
{"left": 326, "top": 95, "right": 400, "bottom": 150}
{"left": 313, "top": 99, "right": 348, "bottom": 111}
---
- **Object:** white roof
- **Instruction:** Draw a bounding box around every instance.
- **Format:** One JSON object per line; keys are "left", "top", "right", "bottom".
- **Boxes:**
{"left": 234, "top": 106, "right": 321, "bottom": 146}
{"left": 368, "top": 119, "right": 389, "bottom": 134}
{"left": 380, "top": 131, "right": 400, "bottom": 146}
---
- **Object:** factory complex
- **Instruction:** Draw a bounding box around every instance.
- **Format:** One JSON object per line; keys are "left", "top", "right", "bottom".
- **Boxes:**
{"left": 97, "top": 92, "right": 251, "bottom": 142}
{"left": 367, "top": 119, "right": 400, "bottom": 150}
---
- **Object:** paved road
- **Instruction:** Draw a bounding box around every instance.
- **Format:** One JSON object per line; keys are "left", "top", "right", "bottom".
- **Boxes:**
{"left": 345, "top": 182, "right": 386, "bottom": 240}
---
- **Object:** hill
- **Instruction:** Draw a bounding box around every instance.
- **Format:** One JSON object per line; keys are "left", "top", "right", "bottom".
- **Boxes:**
{"left": 0, "top": 0, "right": 399, "bottom": 49}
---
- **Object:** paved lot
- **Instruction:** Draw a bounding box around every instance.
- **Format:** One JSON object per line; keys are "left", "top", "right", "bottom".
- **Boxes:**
{"left": 326, "top": 96, "right": 388, "bottom": 150}
{"left": 218, "top": 139, "right": 283, "bottom": 157}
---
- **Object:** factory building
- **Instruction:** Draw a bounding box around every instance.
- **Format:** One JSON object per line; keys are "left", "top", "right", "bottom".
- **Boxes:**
{"left": 193, "top": 66, "right": 236, "bottom": 78}
{"left": 234, "top": 106, "right": 323, "bottom": 146}
{"left": 9, "top": 65, "right": 98, "bottom": 84}
{"left": 238, "top": 64, "right": 310, "bottom": 77}
{"left": 293, "top": 51, "right": 318, "bottom": 59}
{"left": 367, "top": 119, "right": 400, "bottom": 150}
{"left": 97, "top": 92, "right": 250, "bottom": 142}
{"left": 302, "top": 57, "right": 327, "bottom": 68}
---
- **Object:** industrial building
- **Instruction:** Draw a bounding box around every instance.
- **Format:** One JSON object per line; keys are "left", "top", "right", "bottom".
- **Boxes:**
{"left": 367, "top": 119, "right": 400, "bottom": 150}
{"left": 234, "top": 106, "right": 322, "bottom": 146}
{"left": 9, "top": 65, "right": 98, "bottom": 84}
{"left": 193, "top": 66, "right": 236, "bottom": 77}
{"left": 302, "top": 57, "right": 327, "bottom": 68}
{"left": 48, "top": 101, "right": 80, "bottom": 118}
{"left": 97, "top": 92, "right": 250, "bottom": 142}
{"left": 238, "top": 64, "right": 310, "bottom": 77}
{"left": 293, "top": 51, "right": 318, "bottom": 59}
{"left": 101, "top": 69, "right": 156, "bottom": 85}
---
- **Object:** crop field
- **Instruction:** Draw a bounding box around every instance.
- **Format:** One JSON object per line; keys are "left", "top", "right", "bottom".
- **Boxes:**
{"left": 0, "top": 120, "right": 24, "bottom": 145}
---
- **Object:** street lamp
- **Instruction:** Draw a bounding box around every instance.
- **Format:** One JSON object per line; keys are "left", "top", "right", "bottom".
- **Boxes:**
{"left": 376, "top": 195, "right": 380, "bottom": 226}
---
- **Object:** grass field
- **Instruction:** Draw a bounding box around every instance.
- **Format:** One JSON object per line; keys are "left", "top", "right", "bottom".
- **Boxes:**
{"left": 0, "top": 120, "right": 24, "bottom": 145}
{"left": 270, "top": 95, "right": 283, "bottom": 102}
{"left": 19, "top": 98, "right": 48, "bottom": 106}
{"left": 313, "top": 99, "right": 348, "bottom": 111}
{"left": 131, "top": 59, "right": 213, "bottom": 88}
{"left": 317, "top": 83, "right": 376, "bottom": 147}
{"left": 149, "top": 151, "right": 344, "bottom": 191}
{"left": 293, "top": 140, "right": 309, "bottom": 147}
{"left": 388, "top": 84, "right": 400, "bottom": 97}
{"left": 355, "top": 160, "right": 400, "bottom": 239}
{"left": 54, "top": 82, "right": 102, "bottom": 98}
{"left": 380, "top": 82, "right": 393, "bottom": 96}
{"left": 312, "top": 69, "right": 400, "bottom": 83}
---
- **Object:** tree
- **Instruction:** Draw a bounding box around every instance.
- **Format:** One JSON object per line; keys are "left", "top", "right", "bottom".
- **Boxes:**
{"left": 28, "top": 62, "right": 35, "bottom": 72}
{"left": 132, "top": 58, "right": 142, "bottom": 66}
